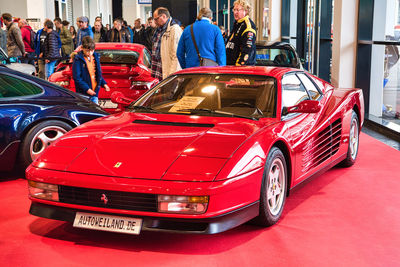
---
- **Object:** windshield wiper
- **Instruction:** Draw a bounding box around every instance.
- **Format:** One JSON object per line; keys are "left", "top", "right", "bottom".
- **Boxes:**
{"left": 177, "top": 108, "right": 258, "bottom": 120}
{"left": 129, "top": 105, "right": 159, "bottom": 113}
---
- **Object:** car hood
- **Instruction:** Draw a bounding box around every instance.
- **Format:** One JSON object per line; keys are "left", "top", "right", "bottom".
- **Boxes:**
{"left": 8, "top": 63, "right": 36, "bottom": 75}
{"left": 37, "top": 112, "right": 275, "bottom": 180}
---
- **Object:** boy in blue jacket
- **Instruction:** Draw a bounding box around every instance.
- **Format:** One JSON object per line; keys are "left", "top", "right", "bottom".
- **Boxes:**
{"left": 72, "top": 36, "right": 110, "bottom": 104}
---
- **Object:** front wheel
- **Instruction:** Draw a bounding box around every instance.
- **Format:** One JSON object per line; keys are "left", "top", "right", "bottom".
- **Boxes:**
{"left": 253, "top": 147, "right": 287, "bottom": 227}
{"left": 19, "top": 120, "right": 72, "bottom": 169}
{"left": 339, "top": 111, "right": 359, "bottom": 167}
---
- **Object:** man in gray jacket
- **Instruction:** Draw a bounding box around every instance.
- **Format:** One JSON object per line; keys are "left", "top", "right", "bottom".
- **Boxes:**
{"left": 0, "top": 25, "right": 7, "bottom": 54}
{"left": 1, "top": 13, "right": 25, "bottom": 60}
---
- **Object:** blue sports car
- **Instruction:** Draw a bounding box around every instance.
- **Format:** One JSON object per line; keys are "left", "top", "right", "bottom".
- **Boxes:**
{"left": 0, "top": 66, "right": 108, "bottom": 171}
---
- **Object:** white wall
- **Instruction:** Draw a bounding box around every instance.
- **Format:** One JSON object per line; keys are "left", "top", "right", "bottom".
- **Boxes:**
{"left": 0, "top": 0, "right": 28, "bottom": 19}
{"left": 269, "top": 0, "right": 281, "bottom": 42}
{"left": 331, "top": 0, "right": 358, "bottom": 89}
{"left": 98, "top": 0, "right": 113, "bottom": 26}
{"left": 1, "top": 0, "right": 112, "bottom": 30}
{"left": 123, "top": 1, "right": 140, "bottom": 26}
{"left": 26, "top": 0, "right": 46, "bottom": 21}
{"left": 0, "top": 0, "right": 56, "bottom": 29}
{"left": 72, "top": 0, "right": 84, "bottom": 27}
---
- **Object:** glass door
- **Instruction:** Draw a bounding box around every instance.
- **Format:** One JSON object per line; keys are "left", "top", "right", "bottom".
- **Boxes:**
{"left": 305, "top": 0, "right": 317, "bottom": 73}
{"left": 302, "top": 0, "right": 333, "bottom": 82}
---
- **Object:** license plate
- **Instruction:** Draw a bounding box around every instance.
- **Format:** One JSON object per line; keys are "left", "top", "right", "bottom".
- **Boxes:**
{"left": 99, "top": 99, "right": 118, "bottom": 109}
{"left": 73, "top": 212, "right": 142, "bottom": 235}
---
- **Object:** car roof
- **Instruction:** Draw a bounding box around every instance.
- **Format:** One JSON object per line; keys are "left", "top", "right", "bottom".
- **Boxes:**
{"left": 256, "top": 41, "right": 296, "bottom": 49}
{"left": 93, "top": 43, "right": 146, "bottom": 51}
{"left": 175, "top": 66, "right": 299, "bottom": 78}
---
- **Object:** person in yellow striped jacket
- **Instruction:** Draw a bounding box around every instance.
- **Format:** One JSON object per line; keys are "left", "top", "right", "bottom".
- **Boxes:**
{"left": 226, "top": 0, "right": 257, "bottom": 66}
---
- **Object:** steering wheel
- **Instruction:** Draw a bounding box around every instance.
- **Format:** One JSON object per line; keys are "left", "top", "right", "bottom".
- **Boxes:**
{"left": 228, "top": 101, "right": 255, "bottom": 108}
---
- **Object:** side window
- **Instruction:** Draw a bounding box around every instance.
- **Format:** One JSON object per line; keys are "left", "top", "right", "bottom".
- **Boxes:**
{"left": 297, "top": 73, "right": 321, "bottom": 100}
{"left": 309, "top": 75, "right": 325, "bottom": 91}
{"left": 0, "top": 74, "right": 43, "bottom": 98}
{"left": 281, "top": 74, "right": 310, "bottom": 108}
{"left": 0, "top": 49, "right": 7, "bottom": 64}
{"left": 143, "top": 48, "right": 151, "bottom": 68}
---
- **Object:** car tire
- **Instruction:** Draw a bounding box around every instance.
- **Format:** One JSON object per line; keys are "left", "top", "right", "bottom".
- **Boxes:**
{"left": 253, "top": 147, "right": 287, "bottom": 227}
{"left": 339, "top": 111, "right": 359, "bottom": 167}
{"left": 19, "top": 120, "right": 72, "bottom": 169}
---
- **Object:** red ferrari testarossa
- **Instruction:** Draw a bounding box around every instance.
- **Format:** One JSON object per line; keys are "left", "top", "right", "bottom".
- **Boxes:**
{"left": 27, "top": 66, "right": 364, "bottom": 235}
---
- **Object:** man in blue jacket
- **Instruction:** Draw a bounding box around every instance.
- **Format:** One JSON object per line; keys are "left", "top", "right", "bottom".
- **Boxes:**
{"left": 72, "top": 36, "right": 110, "bottom": 104}
{"left": 76, "top": 16, "right": 93, "bottom": 47}
{"left": 177, "top": 8, "right": 226, "bottom": 68}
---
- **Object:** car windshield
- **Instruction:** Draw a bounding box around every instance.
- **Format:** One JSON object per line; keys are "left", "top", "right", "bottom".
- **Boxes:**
{"left": 97, "top": 49, "right": 140, "bottom": 65}
{"left": 132, "top": 74, "right": 277, "bottom": 119}
{"left": 256, "top": 47, "right": 298, "bottom": 68}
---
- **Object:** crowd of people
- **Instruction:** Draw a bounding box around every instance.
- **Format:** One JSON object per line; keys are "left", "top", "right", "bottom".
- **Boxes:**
{"left": 1, "top": 0, "right": 257, "bottom": 102}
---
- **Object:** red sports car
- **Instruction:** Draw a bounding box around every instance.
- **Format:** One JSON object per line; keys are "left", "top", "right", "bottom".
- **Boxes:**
{"left": 49, "top": 43, "right": 158, "bottom": 113}
{"left": 27, "top": 66, "right": 364, "bottom": 235}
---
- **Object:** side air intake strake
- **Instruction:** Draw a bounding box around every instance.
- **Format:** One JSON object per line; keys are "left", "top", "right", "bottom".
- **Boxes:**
{"left": 133, "top": 120, "right": 214, "bottom": 128}
{"left": 302, "top": 119, "right": 342, "bottom": 173}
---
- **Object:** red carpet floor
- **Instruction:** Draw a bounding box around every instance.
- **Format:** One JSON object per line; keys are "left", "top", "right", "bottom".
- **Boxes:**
{"left": 1, "top": 133, "right": 399, "bottom": 267}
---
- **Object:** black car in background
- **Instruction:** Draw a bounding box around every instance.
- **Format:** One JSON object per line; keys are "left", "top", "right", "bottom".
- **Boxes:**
{"left": 256, "top": 41, "right": 303, "bottom": 69}
{"left": 0, "top": 66, "right": 108, "bottom": 171}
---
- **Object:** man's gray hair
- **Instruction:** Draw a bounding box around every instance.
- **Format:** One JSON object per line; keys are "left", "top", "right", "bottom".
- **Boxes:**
{"left": 154, "top": 7, "right": 170, "bottom": 18}
{"left": 197, "top": 7, "right": 213, "bottom": 20}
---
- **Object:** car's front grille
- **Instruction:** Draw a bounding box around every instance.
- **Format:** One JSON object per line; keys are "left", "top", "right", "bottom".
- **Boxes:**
{"left": 58, "top": 185, "right": 158, "bottom": 212}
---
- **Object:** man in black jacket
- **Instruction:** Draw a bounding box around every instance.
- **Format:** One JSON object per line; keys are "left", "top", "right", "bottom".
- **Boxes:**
{"left": 92, "top": 21, "right": 107, "bottom": 43}
{"left": 144, "top": 17, "right": 156, "bottom": 51}
{"left": 132, "top": 18, "right": 145, "bottom": 45}
{"left": 41, "top": 20, "right": 60, "bottom": 79}
{"left": 107, "top": 18, "right": 130, "bottom": 43}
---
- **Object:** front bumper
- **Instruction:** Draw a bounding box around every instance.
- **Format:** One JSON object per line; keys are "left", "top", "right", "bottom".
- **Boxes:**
{"left": 30, "top": 201, "right": 259, "bottom": 234}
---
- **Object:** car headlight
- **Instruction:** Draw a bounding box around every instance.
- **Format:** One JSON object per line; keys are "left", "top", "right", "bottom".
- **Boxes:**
{"left": 158, "top": 195, "right": 209, "bottom": 214}
{"left": 28, "top": 180, "right": 59, "bottom": 201}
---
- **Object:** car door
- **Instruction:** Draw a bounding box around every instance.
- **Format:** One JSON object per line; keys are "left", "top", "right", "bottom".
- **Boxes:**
{"left": 281, "top": 72, "right": 328, "bottom": 185}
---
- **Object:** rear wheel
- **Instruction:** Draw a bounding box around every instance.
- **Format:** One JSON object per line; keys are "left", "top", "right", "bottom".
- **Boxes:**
{"left": 19, "top": 120, "right": 72, "bottom": 169}
{"left": 253, "top": 147, "right": 287, "bottom": 227}
{"left": 339, "top": 111, "right": 359, "bottom": 167}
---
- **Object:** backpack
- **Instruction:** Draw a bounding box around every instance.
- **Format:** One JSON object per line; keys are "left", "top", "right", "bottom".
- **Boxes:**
{"left": 29, "top": 28, "right": 35, "bottom": 50}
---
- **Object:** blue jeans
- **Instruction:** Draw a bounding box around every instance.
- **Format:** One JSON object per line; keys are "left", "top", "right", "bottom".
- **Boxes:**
{"left": 89, "top": 96, "right": 99, "bottom": 104}
{"left": 45, "top": 60, "right": 57, "bottom": 79}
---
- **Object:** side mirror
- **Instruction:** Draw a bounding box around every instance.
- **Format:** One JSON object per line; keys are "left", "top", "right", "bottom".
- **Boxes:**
{"left": 110, "top": 91, "right": 134, "bottom": 107}
{"left": 284, "top": 100, "right": 321, "bottom": 115}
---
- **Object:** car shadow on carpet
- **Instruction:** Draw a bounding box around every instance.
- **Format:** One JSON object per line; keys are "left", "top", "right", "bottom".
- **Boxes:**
{"left": 28, "top": 217, "right": 266, "bottom": 254}
{"left": 0, "top": 168, "right": 25, "bottom": 181}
